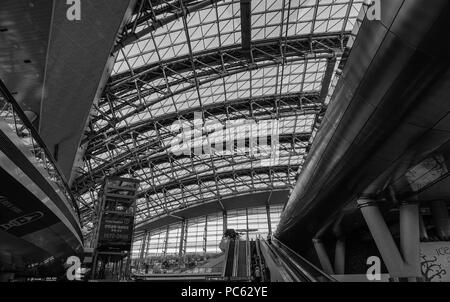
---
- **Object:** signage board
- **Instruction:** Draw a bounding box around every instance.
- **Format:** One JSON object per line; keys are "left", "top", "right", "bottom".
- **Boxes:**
{"left": 97, "top": 213, "right": 134, "bottom": 251}
{"left": 405, "top": 155, "right": 448, "bottom": 192}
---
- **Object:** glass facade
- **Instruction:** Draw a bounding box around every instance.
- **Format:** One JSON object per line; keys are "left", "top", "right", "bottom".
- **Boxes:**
{"left": 131, "top": 204, "right": 283, "bottom": 262}
{"left": 206, "top": 213, "right": 223, "bottom": 253}
{"left": 270, "top": 204, "right": 284, "bottom": 233}
{"left": 186, "top": 217, "right": 207, "bottom": 254}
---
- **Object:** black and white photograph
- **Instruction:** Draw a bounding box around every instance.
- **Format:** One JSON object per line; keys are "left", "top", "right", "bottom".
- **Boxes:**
{"left": 0, "top": 0, "right": 449, "bottom": 295}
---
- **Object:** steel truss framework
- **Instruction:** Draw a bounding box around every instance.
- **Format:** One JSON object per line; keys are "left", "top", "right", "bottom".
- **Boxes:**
{"left": 74, "top": 0, "right": 365, "bottom": 230}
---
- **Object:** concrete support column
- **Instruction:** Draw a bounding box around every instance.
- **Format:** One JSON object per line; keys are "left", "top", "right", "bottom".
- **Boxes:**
{"left": 431, "top": 200, "right": 450, "bottom": 240}
{"left": 334, "top": 237, "right": 346, "bottom": 275}
{"left": 312, "top": 238, "right": 334, "bottom": 275}
{"left": 332, "top": 216, "right": 345, "bottom": 275}
{"left": 357, "top": 198, "right": 404, "bottom": 277}
{"left": 419, "top": 213, "right": 429, "bottom": 241}
{"left": 399, "top": 202, "right": 422, "bottom": 278}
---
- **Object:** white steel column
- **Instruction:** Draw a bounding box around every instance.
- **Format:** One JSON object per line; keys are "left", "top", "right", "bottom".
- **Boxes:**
{"left": 399, "top": 202, "right": 422, "bottom": 278}
{"left": 431, "top": 200, "right": 450, "bottom": 240}
{"left": 312, "top": 238, "right": 335, "bottom": 275}
{"left": 334, "top": 237, "right": 346, "bottom": 275}
{"left": 357, "top": 198, "right": 404, "bottom": 277}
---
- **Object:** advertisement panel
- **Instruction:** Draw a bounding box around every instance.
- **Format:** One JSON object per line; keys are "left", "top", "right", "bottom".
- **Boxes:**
{"left": 97, "top": 213, "right": 134, "bottom": 251}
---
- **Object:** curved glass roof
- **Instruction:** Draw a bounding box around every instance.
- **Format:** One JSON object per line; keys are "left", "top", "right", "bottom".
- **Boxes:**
{"left": 74, "top": 0, "right": 366, "bottom": 230}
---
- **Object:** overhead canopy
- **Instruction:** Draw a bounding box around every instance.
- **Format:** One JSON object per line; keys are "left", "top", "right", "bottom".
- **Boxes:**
{"left": 38, "top": 0, "right": 137, "bottom": 180}
{"left": 73, "top": 0, "right": 366, "bottom": 230}
{"left": 0, "top": 0, "right": 137, "bottom": 182}
{"left": 0, "top": 0, "right": 53, "bottom": 124}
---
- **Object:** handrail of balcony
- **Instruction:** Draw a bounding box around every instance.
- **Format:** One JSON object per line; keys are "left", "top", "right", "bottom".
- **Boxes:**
{"left": 0, "top": 79, "right": 81, "bottom": 221}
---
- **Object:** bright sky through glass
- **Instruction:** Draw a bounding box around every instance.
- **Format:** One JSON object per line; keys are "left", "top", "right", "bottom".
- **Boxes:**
{"left": 77, "top": 0, "right": 365, "bottom": 232}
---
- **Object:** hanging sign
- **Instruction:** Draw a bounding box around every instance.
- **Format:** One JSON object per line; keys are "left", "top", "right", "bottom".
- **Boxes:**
{"left": 97, "top": 213, "right": 134, "bottom": 251}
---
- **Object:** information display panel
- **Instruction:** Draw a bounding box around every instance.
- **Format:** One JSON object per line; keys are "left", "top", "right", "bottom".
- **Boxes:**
{"left": 97, "top": 213, "right": 134, "bottom": 251}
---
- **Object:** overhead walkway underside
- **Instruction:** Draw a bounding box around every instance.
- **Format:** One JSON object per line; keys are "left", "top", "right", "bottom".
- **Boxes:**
{"left": 275, "top": 0, "right": 450, "bottom": 280}
{"left": 0, "top": 82, "right": 83, "bottom": 274}
{"left": 0, "top": 0, "right": 137, "bottom": 180}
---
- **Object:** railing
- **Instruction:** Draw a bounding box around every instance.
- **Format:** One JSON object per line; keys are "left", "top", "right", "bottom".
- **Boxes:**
{"left": 133, "top": 265, "right": 223, "bottom": 276}
{"left": 181, "top": 266, "right": 223, "bottom": 274}
{"left": 271, "top": 237, "right": 336, "bottom": 282}
{"left": 0, "top": 79, "right": 80, "bottom": 219}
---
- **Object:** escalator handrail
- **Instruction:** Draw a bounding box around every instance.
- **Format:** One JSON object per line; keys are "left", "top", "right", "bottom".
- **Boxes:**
{"left": 246, "top": 237, "right": 251, "bottom": 277}
{"left": 255, "top": 238, "right": 265, "bottom": 280}
{"left": 232, "top": 238, "right": 239, "bottom": 277}
{"left": 272, "top": 237, "right": 336, "bottom": 282}
{"left": 260, "top": 238, "right": 304, "bottom": 281}
{"left": 222, "top": 239, "right": 230, "bottom": 277}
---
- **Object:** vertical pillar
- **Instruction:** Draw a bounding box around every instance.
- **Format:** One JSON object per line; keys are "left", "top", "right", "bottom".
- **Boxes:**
{"left": 144, "top": 232, "right": 150, "bottom": 262}
{"left": 266, "top": 205, "right": 272, "bottom": 236}
{"left": 419, "top": 213, "right": 429, "bottom": 241}
{"left": 163, "top": 225, "right": 169, "bottom": 257}
{"left": 203, "top": 216, "right": 208, "bottom": 257}
{"left": 183, "top": 222, "right": 188, "bottom": 257}
{"left": 357, "top": 198, "right": 404, "bottom": 277}
{"left": 312, "top": 238, "right": 335, "bottom": 275}
{"left": 119, "top": 258, "right": 124, "bottom": 280}
{"left": 399, "top": 202, "right": 422, "bottom": 279}
{"left": 223, "top": 210, "right": 227, "bottom": 234}
{"left": 125, "top": 254, "right": 131, "bottom": 279}
{"left": 431, "top": 200, "right": 450, "bottom": 240}
{"left": 334, "top": 237, "right": 346, "bottom": 275}
{"left": 179, "top": 219, "right": 186, "bottom": 257}
{"left": 139, "top": 231, "right": 148, "bottom": 269}
{"left": 332, "top": 216, "right": 345, "bottom": 275}
{"left": 246, "top": 208, "right": 249, "bottom": 240}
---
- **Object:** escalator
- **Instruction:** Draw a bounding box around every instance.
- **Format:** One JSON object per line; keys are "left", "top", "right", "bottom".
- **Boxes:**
{"left": 223, "top": 239, "right": 235, "bottom": 278}
{"left": 257, "top": 236, "right": 335, "bottom": 282}
{"left": 222, "top": 235, "right": 334, "bottom": 282}
{"left": 236, "top": 240, "right": 248, "bottom": 278}
{"left": 222, "top": 237, "right": 251, "bottom": 281}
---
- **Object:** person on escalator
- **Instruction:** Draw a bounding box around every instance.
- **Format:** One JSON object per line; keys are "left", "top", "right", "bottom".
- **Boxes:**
{"left": 254, "top": 266, "right": 261, "bottom": 282}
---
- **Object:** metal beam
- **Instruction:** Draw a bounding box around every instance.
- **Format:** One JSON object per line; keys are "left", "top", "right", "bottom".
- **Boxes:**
{"left": 94, "top": 56, "right": 332, "bottom": 136}
{"left": 109, "top": 34, "right": 345, "bottom": 89}
{"left": 240, "top": 0, "right": 252, "bottom": 52}
{"left": 114, "top": 0, "right": 220, "bottom": 52}
{"left": 94, "top": 34, "right": 346, "bottom": 128}
{"left": 85, "top": 92, "right": 321, "bottom": 150}
{"left": 137, "top": 165, "right": 297, "bottom": 198}
{"left": 319, "top": 57, "right": 337, "bottom": 103}
{"left": 133, "top": 189, "right": 288, "bottom": 234}
{"left": 75, "top": 132, "right": 309, "bottom": 192}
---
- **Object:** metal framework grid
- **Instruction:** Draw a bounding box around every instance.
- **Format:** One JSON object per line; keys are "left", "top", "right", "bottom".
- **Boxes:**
{"left": 73, "top": 0, "right": 365, "bottom": 232}
{"left": 131, "top": 204, "right": 284, "bottom": 261}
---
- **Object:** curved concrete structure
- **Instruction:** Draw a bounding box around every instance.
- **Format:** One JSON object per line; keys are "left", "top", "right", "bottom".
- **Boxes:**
{"left": 0, "top": 117, "right": 83, "bottom": 273}
{"left": 276, "top": 0, "right": 450, "bottom": 251}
